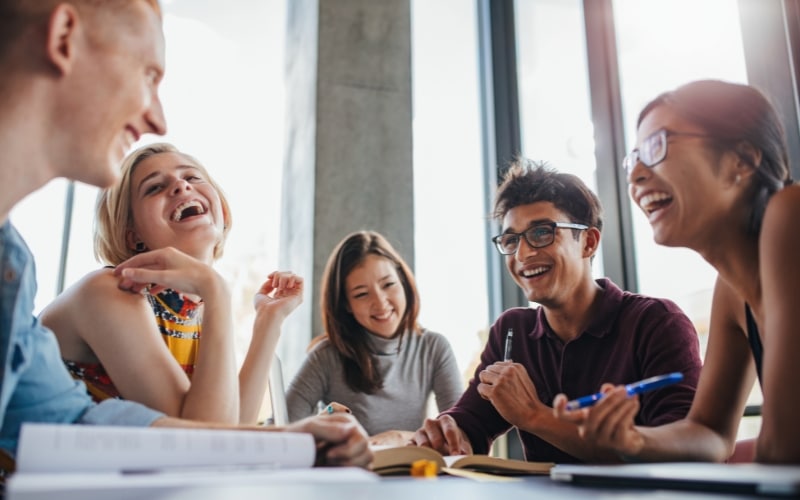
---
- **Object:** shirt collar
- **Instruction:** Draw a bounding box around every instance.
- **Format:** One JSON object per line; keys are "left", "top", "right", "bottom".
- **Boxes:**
{"left": 533, "top": 278, "right": 623, "bottom": 341}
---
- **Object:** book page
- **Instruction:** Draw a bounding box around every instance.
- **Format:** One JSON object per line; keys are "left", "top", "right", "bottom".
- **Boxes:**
{"left": 443, "top": 455, "right": 469, "bottom": 467}
{"left": 448, "top": 454, "right": 553, "bottom": 475}
{"left": 16, "top": 423, "right": 315, "bottom": 474}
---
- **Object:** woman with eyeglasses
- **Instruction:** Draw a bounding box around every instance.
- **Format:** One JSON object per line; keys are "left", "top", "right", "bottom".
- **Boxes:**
{"left": 41, "top": 143, "right": 303, "bottom": 425}
{"left": 285, "top": 230, "right": 463, "bottom": 445}
{"left": 555, "top": 79, "right": 800, "bottom": 463}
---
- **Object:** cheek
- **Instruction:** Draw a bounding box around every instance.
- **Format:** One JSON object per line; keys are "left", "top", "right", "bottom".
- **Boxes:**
{"left": 391, "top": 290, "right": 408, "bottom": 313}
{"left": 348, "top": 301, "right": 366, "bottom": 321}
{"left": 505, "top": 256, "right": 516, "bottom": 276}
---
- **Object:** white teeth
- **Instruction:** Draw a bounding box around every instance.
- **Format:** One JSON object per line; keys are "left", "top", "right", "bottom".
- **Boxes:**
{"left": 639, "top": 192, "right": 671, "bottom": 212}
{"left": 521, "top": 266, "right": 548, "bottom": 277}
{"left": 171, "top": 200, "right": 205, "bottom": 222}
{"left": 373, "top": 311, "right": 393, "bottom": 320}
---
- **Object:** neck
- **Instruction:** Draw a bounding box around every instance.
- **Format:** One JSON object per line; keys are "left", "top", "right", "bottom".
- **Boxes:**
{"left": 698, "top": 231, "right": 760, "bottom": 307}
{"left": 0, "top": 85, "right": 57, "bottom": 224}
{"left": 541, "top": 278, "right": 602, "bottom": 343}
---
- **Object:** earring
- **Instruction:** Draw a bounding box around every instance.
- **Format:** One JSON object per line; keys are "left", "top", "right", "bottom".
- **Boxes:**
{"left": 134, "top": 242, "right": 146, "bottom": 253}
{"left": 735, "top": 174, "right": 742, "bottom": 185}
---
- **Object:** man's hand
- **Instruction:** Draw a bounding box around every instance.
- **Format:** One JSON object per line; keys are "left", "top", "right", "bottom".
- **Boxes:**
{"left": 477, "top": 361, "right": 546, "bottom": 429}
{"left": 410, "top": 415, "right": 472, "bottom": 455}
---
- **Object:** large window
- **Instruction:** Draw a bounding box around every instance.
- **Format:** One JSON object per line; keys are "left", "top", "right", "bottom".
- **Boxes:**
{"left": 515, "top": 0, "right": 603, "bottom": 279}
{"left": 614, "top": 0, "right": 748, "bottom": 348}
{"left": 613, "top": 0, "right": 759, "bottom": 439}
{"left": 412, "top": 0, "right": 490, "bottom": 381}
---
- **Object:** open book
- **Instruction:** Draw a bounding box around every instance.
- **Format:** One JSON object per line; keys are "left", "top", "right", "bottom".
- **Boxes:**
{"left": 371, "top": 445, "right": 553, "bottom": 476}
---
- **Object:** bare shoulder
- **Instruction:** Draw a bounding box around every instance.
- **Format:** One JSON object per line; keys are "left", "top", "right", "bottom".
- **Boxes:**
{"left": 763, "top": 184, "right": 800, "bottom": 226}
{"left": 43, "top": 268, "right": 150, "bottom": 332}
{"left": 760, "top": 185, "right": 800, "bottom": 266}
{"left": 709, "top": 274, "right": 745, "bottom": 334}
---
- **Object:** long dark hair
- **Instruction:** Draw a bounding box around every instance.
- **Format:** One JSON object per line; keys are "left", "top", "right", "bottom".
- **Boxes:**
{"left": 319, "top": 230, "right": 420, "bottom": 393}
{"left": 638, "top": 80, "right": 793, "bottom": 236}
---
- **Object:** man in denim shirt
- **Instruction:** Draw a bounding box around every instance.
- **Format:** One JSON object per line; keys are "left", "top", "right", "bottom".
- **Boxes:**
{"left": 0, "top": 0, "right": 371, "bottom": 468}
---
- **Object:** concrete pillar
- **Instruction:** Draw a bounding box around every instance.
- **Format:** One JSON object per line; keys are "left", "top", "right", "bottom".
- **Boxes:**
{"left": 279, "top": 0, "right": 413, "bottom": 379}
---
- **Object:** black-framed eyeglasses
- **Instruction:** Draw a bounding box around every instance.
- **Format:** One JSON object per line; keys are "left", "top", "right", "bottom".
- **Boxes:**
{"left": 491, "top": 222, "right": 589, "bottom": 255}
{"left": 622, "top": 128, "right": 713, "bottom": 176}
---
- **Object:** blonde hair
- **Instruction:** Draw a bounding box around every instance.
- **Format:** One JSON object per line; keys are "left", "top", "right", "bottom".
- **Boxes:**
{"left": 94, "top": 142, "right": 232, "bottom": 265}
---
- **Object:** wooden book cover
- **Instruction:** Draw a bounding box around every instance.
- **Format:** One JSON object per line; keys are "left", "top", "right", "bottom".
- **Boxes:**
{"left": 371, "top": 445, "right": 553, "bottom": 476}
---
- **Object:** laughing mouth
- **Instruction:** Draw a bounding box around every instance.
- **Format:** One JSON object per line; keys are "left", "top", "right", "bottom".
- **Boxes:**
{"left": 372, "top": 310, "right": 394, "bottom": 321}
{"left": 639, "top": 192, "right": 672, "bottom": 215}
{"left": 520, "top": 266, "right": 549, "bottom": 278}
{"left": 171, "top": 200, "right": 207, "bottom": 222}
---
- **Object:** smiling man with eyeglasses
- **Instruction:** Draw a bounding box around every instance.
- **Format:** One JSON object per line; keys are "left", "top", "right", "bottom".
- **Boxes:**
{"left": 411, "top": 159, "right": 703, "bottom": 464}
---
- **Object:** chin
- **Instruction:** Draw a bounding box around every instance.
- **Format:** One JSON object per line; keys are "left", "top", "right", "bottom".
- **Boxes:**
{"left": 652, "top": 231, "right": 685, "bottom": 249}
{"left": 78, "top": 164, "right": 119, "bottom": 190}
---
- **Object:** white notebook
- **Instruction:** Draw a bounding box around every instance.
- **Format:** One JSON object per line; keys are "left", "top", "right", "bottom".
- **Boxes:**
{"left": 550, "top": 462, "right": 800, "bottom": 497}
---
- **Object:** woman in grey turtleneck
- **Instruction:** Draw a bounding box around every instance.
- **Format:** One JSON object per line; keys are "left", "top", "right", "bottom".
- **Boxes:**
{"left": 286, "top": 231, "right": 463, "bottom": 444}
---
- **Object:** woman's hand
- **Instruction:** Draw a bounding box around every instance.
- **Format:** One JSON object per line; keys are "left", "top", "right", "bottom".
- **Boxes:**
{"left": 553, "top": 384, "right": 645, "bottom": 458}
{"left": 319, "top": 401, "right": 352, "bottom": 416}
{"left": 286, "top": 414, "right": 373, "bottom": 468}
{"left": 253, "top": 271, "right": 304, "bottom": 320}
{"left": 114, "top": 246, "right": 227, "bottom": 299}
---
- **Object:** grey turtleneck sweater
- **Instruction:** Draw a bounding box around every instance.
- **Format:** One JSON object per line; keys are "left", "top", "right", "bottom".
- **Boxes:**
{"left": 286, "top": 329, "right": 463, "bottom": 436}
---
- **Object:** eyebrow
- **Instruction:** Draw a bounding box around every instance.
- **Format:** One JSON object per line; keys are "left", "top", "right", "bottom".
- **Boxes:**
{"left": 502, "top": 218, "right": 553, "bottom": 234}
{"left": 348, "top": 274, "right": 394, "bottom": 293}
{"left": 136, "top": 165, "right": 200, "bottom": 196}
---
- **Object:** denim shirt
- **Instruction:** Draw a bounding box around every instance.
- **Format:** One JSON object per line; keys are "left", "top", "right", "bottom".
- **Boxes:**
{"left": 0, "top": 222, "right": 163, "bottom": 456}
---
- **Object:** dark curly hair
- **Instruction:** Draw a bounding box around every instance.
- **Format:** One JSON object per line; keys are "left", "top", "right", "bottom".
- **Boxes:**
{"left": 493, "top": 158, "right": 603, "bottom": 235}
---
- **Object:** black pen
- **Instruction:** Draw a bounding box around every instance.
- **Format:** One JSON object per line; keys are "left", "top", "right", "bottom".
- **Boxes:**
{"left": 503, "top": 328, "right": 513, "bottom": 362}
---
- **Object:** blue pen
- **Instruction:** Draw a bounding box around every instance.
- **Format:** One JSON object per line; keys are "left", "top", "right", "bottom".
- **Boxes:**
{"left": 565, "top": 372, "right": 683, "bottom": 411}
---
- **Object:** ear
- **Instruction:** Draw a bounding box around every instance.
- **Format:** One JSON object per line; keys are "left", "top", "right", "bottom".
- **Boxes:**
{"left": 46, "top": 4, "right": 81, "bottom": 76}
{"left": 734, "top": 141, "right": 762, "bottom": 179}
{"left": 125, "top": 229, "right": 140, "bottom": 251}
{"left": 582, "top": 227, "right": 601, "bottom": 259}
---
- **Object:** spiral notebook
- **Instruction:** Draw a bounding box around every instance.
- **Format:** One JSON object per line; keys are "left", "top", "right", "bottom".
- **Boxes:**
{"left": 550, "top": 462, "right": 800, "bottom": 497}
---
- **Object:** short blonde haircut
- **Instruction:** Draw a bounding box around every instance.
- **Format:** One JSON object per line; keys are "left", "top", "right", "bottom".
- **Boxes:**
{"left": 1, "top": 0, "right": 162, "bottom": 62}
{"left": 94, "top": 142, "right": 232, "bottom": 265}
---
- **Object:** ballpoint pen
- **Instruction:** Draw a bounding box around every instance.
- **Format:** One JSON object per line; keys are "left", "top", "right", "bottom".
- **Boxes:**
{"left": 503, "top": 328, "right": 513, "bottom": 362}
{"left": 565, "top": 372, "right": 684, "bottom": 411}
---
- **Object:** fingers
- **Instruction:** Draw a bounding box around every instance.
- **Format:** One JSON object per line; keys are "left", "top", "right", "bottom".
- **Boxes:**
{"left": 584, "top": 387, "right": 639, "bottom": 442}
{"left": 440, "top": 415, "right": 471, "bottom": 455}
{"left": 294, "top": 414, "right": 373, "bottom": 468}
{"left": 410, "top": 417, "right": 446, "bottom": 453}
{"left": 113, "top": 247, "right": 222, "bottom": 297}
{"left": 264, "top": 271, "right": 303, "bottom": 294}
{"left": 553, "top": 393, "right": 589, "bottom": 425}
{"left": 323, "top": 427, "right": 373, "bottom": 467}
{"left": 410, "top": 416, "right": 469, "bottom": 455}
{"left": 254, "top": 271, "right": 304, "bottom": 309}
{"left": 319, "top": 402, "right": 352, "bottom": 415}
